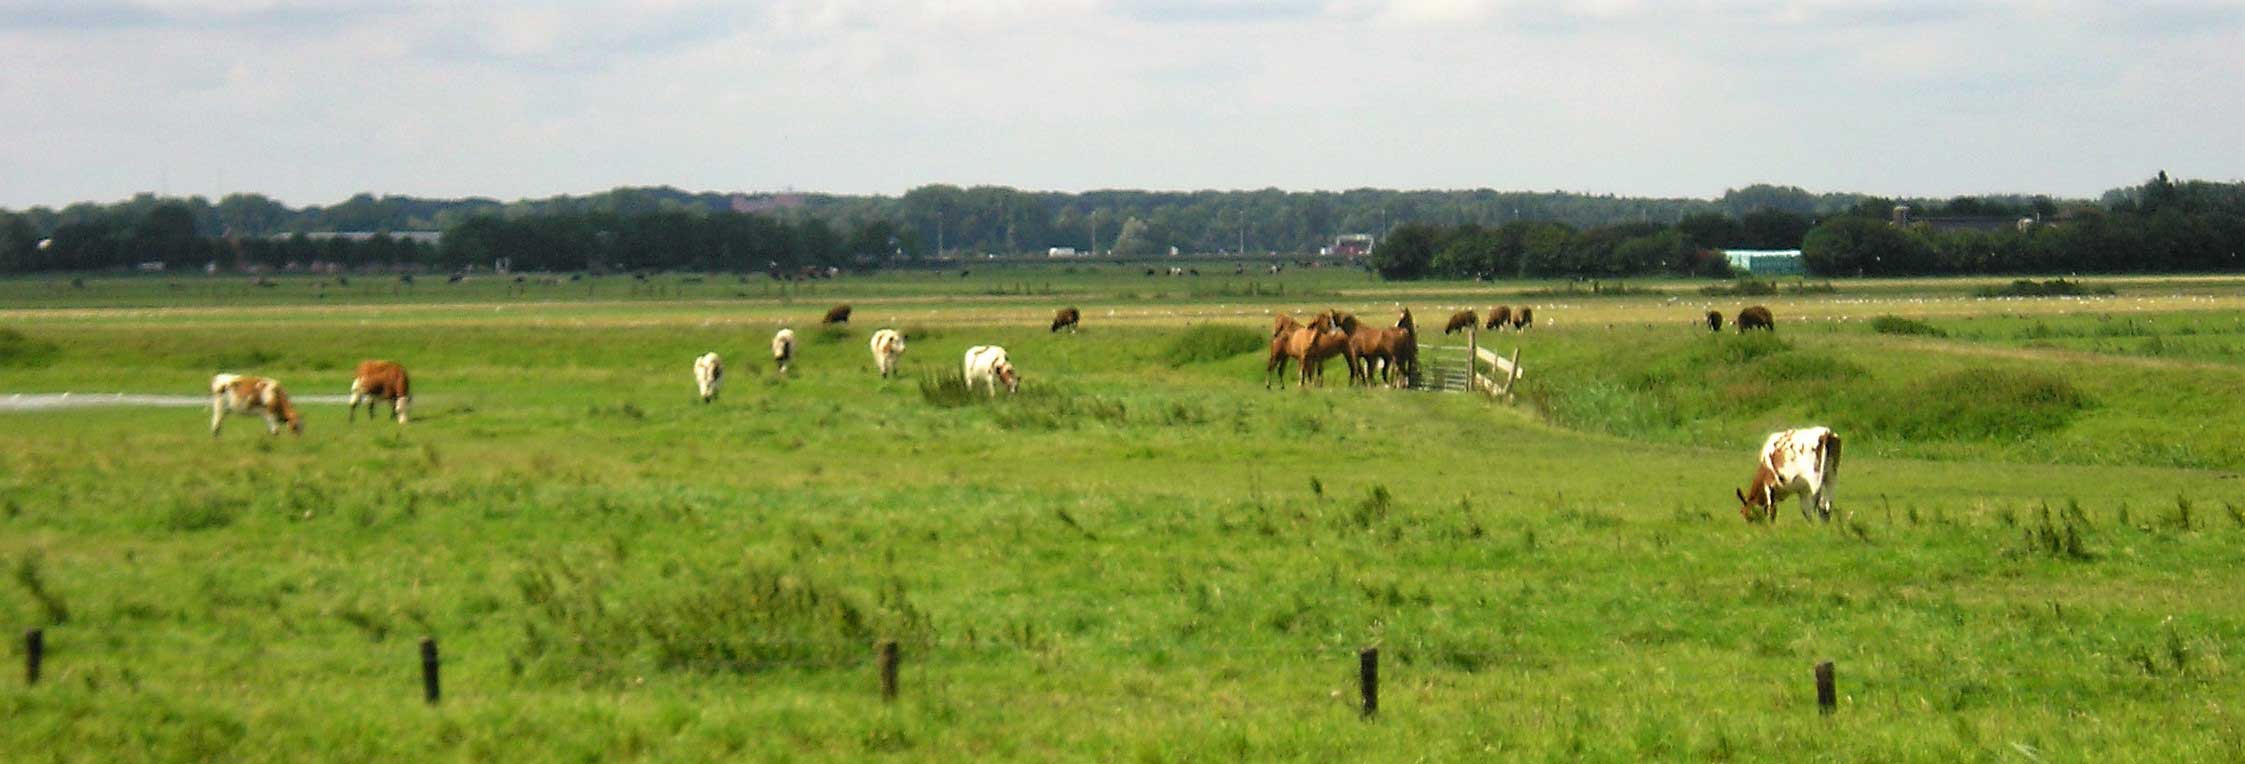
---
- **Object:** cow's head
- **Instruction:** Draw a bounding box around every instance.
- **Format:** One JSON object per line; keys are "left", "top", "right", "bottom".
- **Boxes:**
{"left": 996, "top": 361, "right": 1020, "bottom": 394}
{"left": 1735, "top": 486, "right": 1769, "bottom": 523}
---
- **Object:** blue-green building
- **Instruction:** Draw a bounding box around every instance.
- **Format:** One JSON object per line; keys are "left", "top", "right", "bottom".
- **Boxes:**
{"left": 1724, "top": 249, "right": 1804, "bottom": 276}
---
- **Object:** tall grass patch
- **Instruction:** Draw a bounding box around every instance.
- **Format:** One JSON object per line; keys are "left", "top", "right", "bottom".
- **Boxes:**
{"left": 1845, "top": 368, "right": 2089, "bottom": 441}
{"left": 513, "top": 558, "right": 932, "bottom": 681}
{"left": 1871, "top": 315, "right": 1946, "bottom": 337}
{"left": 0, "top": 328, "right": 61, "bottom": 367}
{"left": 1164, "top": 323, "right": 1264, "bottom": 366}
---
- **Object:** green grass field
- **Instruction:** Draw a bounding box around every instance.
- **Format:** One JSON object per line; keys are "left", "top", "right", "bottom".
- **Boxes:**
{"left": 2, "top": 269, "right": 2242, "bottom": 762}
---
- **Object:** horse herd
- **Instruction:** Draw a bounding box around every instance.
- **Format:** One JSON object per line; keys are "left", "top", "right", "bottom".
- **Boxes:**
{"left": 202, "top": 300, "right": 1833, "bottom": 526}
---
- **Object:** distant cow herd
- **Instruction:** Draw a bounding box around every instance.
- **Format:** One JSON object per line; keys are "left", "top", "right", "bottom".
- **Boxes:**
{"left": 204, "top": 298, "right": 1833, "bottom": 526}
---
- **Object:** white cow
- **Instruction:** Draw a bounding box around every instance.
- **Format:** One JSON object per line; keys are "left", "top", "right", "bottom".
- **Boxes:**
{"left": 211, "top": 373, "right": 302, "bottom": 436}
{"left": 963, "top": 345, "right": 1019, "bottom": 396}
{"left": 693, "top": 352, "right": 723, "bottom": 403}
{"left": 1736, "top": 426, "right": 1841, "bottom": 523}
{"left": 870, "top": 329, "right": 906, "bottom": 378}
{"left": 772, "top": 329, "right": 796, "bottom": 374}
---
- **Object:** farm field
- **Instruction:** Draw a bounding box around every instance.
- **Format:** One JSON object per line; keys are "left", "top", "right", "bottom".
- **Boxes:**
{"left": 2, "top": 268, "right": 2243, "bottom": 762}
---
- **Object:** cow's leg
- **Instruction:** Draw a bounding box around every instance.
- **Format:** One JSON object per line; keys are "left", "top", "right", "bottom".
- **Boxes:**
{"left": 347, "top": 392, "right": 360, "bottom": 422}
{"left": 211, "top": 397, "right": 225, "bottom": 437}
{"left": 263, "top": 410, "right": 282, "bottom": 436}
{"left": 395, "top": 396, "right": 409, "bottom": 424}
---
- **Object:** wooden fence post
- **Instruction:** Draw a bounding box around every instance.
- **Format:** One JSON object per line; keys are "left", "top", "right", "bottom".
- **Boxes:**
{"left": 1814, "top": 661, "right": 1835, "bottom": 715}
{"left": 420, "top": 637, "right": 441, "bottom": 705}
{"left": 1359, "top": 647, "right": 1379, "bottom": 718}
{"left": 878, "top": 640, "right": 900, "bottom": 702}
{"left": 24, "top": 628, "right": 41, "bottom": 686}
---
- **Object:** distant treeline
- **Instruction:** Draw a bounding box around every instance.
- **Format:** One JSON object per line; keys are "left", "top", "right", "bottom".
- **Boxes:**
{"left": 0, "top": 174, "right": 2237, "bottom": 276}
{"left": 1370, "top": 173, "right": 2245, "bottom": 279}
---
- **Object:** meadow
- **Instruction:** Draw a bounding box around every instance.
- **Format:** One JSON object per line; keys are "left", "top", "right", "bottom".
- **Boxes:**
{"left": 2, "top": 266, "right": 2242, "bottom": 762}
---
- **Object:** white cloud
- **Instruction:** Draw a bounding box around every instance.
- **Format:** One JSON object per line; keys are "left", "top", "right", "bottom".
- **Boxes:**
{"left": 0, "top": 0, "right": 2237, "bottom": 207}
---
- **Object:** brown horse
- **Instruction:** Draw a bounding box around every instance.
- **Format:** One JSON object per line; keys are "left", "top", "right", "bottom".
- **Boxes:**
{"left": 1484, "top": 305, "right": 1512, "bottom": 330}
{"left": 1268, "top": 311, "right": 1350, "bottom": 388}
{"left": 1346, "top": 309, "right": 1420, "bottom": 387}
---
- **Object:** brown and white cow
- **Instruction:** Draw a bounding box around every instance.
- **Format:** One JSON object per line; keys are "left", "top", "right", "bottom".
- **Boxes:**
{"left": 347, "top": 360, "right": 411, "bottom": 423}
{"left": 772, "top": 329, "right": 797, "bottom": 374}
{"left": 211, "top": 373, "right": 302, "bottom": 436}
{"left": 693, "top": 352, "right": 724, "bottom": 403}
{"left": 1736, "top": 426, "right": 1841, "bottom": 524}
{"left": 963, "top": 345, "right": 1019, "bottom": 396}
{"left": 870, "top": 329, "right": 906, "bottom": 378}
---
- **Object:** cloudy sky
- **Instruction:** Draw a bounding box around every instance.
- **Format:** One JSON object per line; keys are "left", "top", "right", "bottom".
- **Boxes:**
{"left": 1, "top": 0, "right": 2239, "bottom": 209}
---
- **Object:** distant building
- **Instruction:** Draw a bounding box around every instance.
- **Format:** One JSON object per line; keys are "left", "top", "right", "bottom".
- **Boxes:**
{"left": 1333, "top": 234, "right": 1375, "bottom": 257}
{"left": 1046, "top": 247, "right": 1079, "bottom": 257}
{"left": 1724, "top": 249, "right": 1804, "bottom": 276}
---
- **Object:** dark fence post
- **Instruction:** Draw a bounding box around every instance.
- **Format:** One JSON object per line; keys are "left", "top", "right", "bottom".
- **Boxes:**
{"left": 1359, "top": 647, "right": 1379, "bottom": 718}
{"left": 420, "top": 637, "right": 441, "bottom": 705}
{"left": 878, "top": 640, "right": 900, "bottom": 702}
{"left": 24, "top": 629, "right": 42, "bottom": 686}
{"left": 1814, "top": 661, "right": 1835, "bottom": 715}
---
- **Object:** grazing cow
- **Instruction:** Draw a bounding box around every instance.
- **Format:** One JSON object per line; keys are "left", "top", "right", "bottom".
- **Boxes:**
{"left": 1484, "top": 305, "right": 1513, "bottom": 330}
{"left": 1737, "top": 427, "right": 1841, "bottom": 524}
{"left": 963, "top": 345, "right": 1020, "bottom": 396}
{"left": 822, "top": 304, "right": 852, "bottom": 325}
{"left": 870, "top": 328, "right": 906, "bottom": 378}
{"left": 772, "top": 329, "right": 797, "bottom": 374}
{"left": 1737, "top": 305, "right": 1774, "bottom": 333}
{"left": 347, "top": 360, "right": 411, "bottom": 423}
{"left": 1443, "top": 310, "right": 1478, "bottom": 335}
{"left": 1051, "top": 307, "right": 1082, "bottom": 333}
{"left": 693, "top": 352, "right": 724, "bottom": 403}
{"left": 210, "top": 373, "right": 302, "bottom": 436}
{"left": 1512, "top": 306, "right": 1535, "bottom": 331}
{"left": 1706, "top": 310, "right": 1724, "bottom": 332}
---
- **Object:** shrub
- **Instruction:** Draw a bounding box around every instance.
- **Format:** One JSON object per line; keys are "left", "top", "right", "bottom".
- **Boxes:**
{"left": 1699, "top": 278, "right": 1778, "bottom": 297}
{"left": 1974, "top": 279, "right": 2116, "bottom": 298}
{"left": 1165, "top": 323, "right": 1265, "bottom": 367}
{"left": 1871, "top": 315, "right": 1946, "bottom": 337}
{"left": 0, "top": 329, "right": 59, "bottom": 368}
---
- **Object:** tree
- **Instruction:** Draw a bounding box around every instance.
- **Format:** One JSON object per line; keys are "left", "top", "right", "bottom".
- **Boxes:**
{"left": 1739, "top": 209, "right": 1813, "bottom": 249}
{"left": 1801, "top": 217, "right": 1930, "bottom": 276}
{"left": 1369, "top": 222, "right": 1440, "bottom": 280}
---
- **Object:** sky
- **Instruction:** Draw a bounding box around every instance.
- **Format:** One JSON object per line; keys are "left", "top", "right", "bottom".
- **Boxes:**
{"left": 1, "top": 0, "right": 2240, "bottom": 209}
